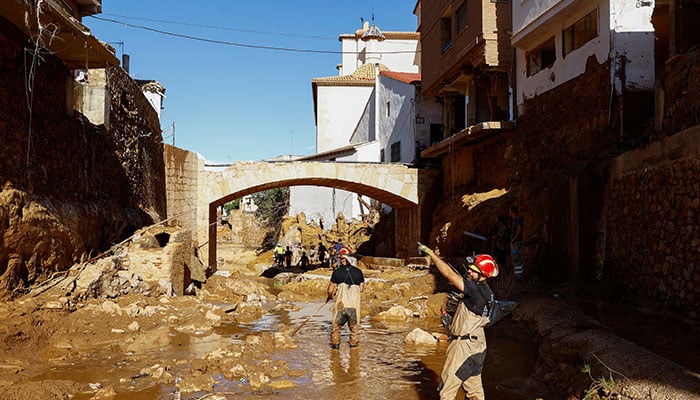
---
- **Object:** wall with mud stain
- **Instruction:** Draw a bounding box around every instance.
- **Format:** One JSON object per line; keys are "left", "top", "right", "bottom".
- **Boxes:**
{"left": 427, "top": 47, "right": 700, "bottom": 311}
{"left": 0, "top": 19, "right": 165, "bottom": 296}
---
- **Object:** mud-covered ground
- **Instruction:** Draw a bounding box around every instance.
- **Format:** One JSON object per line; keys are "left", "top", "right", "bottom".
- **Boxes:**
{"left": 0, "top": 242, "right": 458, "bottom": 400}
{"left": 0, "top": 240, "right": 698, "bottom": 400}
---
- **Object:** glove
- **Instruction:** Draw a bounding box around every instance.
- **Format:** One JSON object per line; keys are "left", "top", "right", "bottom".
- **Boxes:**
{"left": 417, "top": 242, "right": 433, "bottom": 256}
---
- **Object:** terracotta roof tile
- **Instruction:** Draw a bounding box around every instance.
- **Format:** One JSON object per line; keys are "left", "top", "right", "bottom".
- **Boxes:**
{"left": 380, "top": 71, "right": 420, "bottom": 84}
{"left": 312, "top": 63, "right": 390, "bottom": 86}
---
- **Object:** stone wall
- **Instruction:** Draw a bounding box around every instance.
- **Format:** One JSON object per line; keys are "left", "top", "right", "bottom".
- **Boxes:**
{"left": 164, "top": 145, "right": 200, "bottom": 238}
{"left": 105, "top": 67, "right": 166, "bottom": 217}
{"left": 607, "top": 126, "right": 700, "bottom": 309}
{"left": 659, "top": 47, "right": 700, "bottom": 135}
{"left": 0, "top": 19, "right": 165, "bottom": 297}
{"left": 127, "top": 227, "right": 193, "bottom": 296}
{"left": 426, "top": 51, "right": 700, "bottom": 311}
{"left": 219, "top": 210, "right": 267, "bottom": 247}
{"left": 427, "top": 56, "right": 613, "bottom": 278}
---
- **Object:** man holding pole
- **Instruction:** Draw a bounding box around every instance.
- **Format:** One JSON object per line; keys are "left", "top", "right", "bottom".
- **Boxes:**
{"left": 327, "top": 254, "right": 365, "bottom": 349}
{"left": 418, "top": 242, "right": 498, "bottom": 400}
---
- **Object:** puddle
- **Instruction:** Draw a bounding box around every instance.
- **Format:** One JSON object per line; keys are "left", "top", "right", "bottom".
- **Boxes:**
{"left": 31, "top": 297, "right": 535, "bottom": 399}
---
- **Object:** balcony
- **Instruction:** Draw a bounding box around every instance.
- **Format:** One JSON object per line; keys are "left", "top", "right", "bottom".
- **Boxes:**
{"left": 0, "top": 0, "right": 118, "bottom": 68}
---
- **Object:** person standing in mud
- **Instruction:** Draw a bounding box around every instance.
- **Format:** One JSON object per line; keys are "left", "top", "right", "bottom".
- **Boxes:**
{"left": 327, "top": 254, "right": 365, "bottom": 349}
{"left": 417, "top": 243, "right": 498, "bottom": 400}
{"left": 318, "top": 242, "right": 327, "bottom": 266}
{"left": 284, "top": 246, "right": 293, "bottom": 269}
{"left": 274, "top": 244, "right": 285, "bottom": 267}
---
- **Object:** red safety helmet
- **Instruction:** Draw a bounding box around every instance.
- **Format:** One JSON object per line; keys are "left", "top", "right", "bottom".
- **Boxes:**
{"left": 338, "top": 247, "right": 351, "bottom": 258}
{"left": 467, "top": 254, "right": 499, "bottom": 278}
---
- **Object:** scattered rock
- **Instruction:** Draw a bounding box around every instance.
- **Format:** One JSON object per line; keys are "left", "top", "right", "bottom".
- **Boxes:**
{"left": 405, "top": 328, "right": 438, "bottom": 345}
{"left": 375, "top": 305, "right": 413, "bottom": 321}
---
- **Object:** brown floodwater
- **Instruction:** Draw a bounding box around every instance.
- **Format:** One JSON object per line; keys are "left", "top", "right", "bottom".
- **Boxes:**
{"left": 33, "top": 297, "right": 537, "bottom": 400}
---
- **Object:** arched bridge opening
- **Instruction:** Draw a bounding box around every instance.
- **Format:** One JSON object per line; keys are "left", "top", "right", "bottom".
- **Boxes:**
{"left": 196, "top": 161, "right": 432, "bottom": 269}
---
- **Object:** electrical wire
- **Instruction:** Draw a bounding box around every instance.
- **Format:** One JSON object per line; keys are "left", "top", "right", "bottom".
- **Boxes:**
{"left": 89, "top": 16, "right": 421, "bottom": 55}
{"left": 101, "top": 13, "right": 337, "bottom": 40}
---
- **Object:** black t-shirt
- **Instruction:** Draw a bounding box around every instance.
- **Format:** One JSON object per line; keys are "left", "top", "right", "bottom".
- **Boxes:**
{"left": 461, "top": 277, "right": 493, "bottom": 317}
{"left": 331, "top": 266, "right": 365, "bottom": 286}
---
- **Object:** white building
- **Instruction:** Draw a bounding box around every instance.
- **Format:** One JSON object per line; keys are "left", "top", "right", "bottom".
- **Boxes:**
{"left": 135, "top": 79, "right": 166, "bottom": 120}
{"left": 511, "top": 0, "right": 655, "bottom": 115}
{"left": 289, "top": 21, "right": 434, "bottom": 227}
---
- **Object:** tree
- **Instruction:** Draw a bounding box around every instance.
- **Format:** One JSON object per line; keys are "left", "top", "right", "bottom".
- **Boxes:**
{"left": 223, "top": 198, "right": 240, "bottom": 213}
{"left": 252, "top": 188, "right": 289, "bottom": 225}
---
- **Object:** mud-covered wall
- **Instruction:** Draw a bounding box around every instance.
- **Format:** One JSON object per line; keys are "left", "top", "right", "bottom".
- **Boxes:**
{"left": 0, "top": 19, "right": 165, "bottom": 297}
{"left": 426, "top": 48, "right": 700, "bottom": 310}
{"left": 659, "top": 47, "right": 700, "bottom": 135}
{"left": 427, "top": 56, "right": 613, "bottom": 278}
{"left": 607, "top": 127, "right": 700, "bottom": 309}
{"left": 105, "top": 67, "right": 166, "bottom": 216}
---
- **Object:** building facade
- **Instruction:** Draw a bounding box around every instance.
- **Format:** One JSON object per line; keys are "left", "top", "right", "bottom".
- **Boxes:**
{"left": 293, "top": 22, "right": 428, "bottom": 227}
{"left": 418, "top": 0, "right": 513, "bottom": 156}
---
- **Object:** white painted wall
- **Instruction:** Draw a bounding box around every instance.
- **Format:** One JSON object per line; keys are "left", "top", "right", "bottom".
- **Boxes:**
{"left": 512, "top": 0, "right": 655, "bottom": 110}
{"left": 352, "top": 141, "right": 381, "bottom": 162}
{"left": 378, "top": 75, "right": 417, "bottom": 163}
{"left": 339, "top": 30, "right": 419, "bottom": 75}
{"left": 142, "top": 91, "right": 164, "bottom": 119}
{"left": 289, "top": 142, "right": 380, "bottom": 227}
{"left": 316, "top": 85, "right": 374, "bottom": 152}
{"left": 300, "top": 23, "right": 421, "bottom": 225}
{"left": 609, "top": 0, "right": 655, "bottom": 93}
{"left": 513, "top": 1, "right": 610, "bottom": 107}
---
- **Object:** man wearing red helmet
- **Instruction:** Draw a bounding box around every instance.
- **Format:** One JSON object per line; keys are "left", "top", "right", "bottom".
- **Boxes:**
{"left": 418, "top": 242, "right": 498, "bottom": 400}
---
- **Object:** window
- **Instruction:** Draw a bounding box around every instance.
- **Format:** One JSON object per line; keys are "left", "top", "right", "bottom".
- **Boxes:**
{"left": 457, "top": 3, "right": 469, "bottom": 32}
{"left": 386, "top": 101, "right": 391, "bottom": 117}
{"left": 441, "top": 16, "right": 453, "bottom": 53}
{"left": 390, "top": 142, "right": 401, "bottom": 162}
{"left": 526, "top": 36, "right": 556, "bottom": 77}
{"left": 563, "top": 8, "right": 598, "bottom": 57}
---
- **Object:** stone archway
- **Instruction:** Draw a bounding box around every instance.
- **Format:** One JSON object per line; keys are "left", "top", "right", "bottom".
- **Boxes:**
{"left": 199, "top": 161, "right": 429, "bottom": 269}
{"left": 163, "top": 147, "right": 437, "bottom": 269}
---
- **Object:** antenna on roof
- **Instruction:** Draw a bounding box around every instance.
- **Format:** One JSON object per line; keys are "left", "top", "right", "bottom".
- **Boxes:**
{"left": 372, "top": 9, "right": 375, "bottom": 22}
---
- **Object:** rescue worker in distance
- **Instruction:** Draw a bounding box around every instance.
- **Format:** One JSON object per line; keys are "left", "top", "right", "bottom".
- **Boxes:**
{"left": 418, "top": 242, "right": 498, "bottom": 400}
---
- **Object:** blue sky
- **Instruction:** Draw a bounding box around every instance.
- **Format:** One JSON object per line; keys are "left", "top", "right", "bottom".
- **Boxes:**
{"left": 86, "top": 1, "right": 418, "bottom": 163}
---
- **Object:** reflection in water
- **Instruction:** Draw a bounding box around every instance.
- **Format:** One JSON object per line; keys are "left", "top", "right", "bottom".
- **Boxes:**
{"left": 330, "top": 347, "right": 360, "bottom": 385}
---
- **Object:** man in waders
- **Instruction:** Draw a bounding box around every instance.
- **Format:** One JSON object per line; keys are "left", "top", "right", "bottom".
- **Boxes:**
{"left": 327, "top": 254, "right": 365, "bottom": 349}
{"left": 418, "top": 243, "right": 498, "bottom": 400}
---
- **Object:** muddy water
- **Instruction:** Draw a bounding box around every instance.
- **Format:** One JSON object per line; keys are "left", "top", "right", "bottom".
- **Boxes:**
{"left": 33, "top": 298, "right": 535, "bottom": 399}
{"left": 230, "top": 301, "right": 537, "bottom": 400}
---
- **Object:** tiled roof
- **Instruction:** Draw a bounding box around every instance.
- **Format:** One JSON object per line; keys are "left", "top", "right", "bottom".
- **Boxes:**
{"left": 135, "top": 79, "right": 166, "bottom": 94}
{"left": 380, "top": 71, "right": 421, "bottom": 84}
{"left": 340, "top": 31, "right": 419, "bottom": 41}
{"left": 312, "top": 63, "right": 390, "bottom": 86}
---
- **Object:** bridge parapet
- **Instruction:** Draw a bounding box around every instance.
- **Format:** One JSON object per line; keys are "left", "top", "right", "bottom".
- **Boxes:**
{"left": 164, "top": 148, "right": 437, "bottom": 268}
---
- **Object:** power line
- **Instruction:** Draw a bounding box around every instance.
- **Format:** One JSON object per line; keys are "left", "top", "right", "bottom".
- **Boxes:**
{"left": 101, "top": 13, "right": 337, "bottom": 40}
{"left": 89, "top": 16, "right": 421, "bottom": 55}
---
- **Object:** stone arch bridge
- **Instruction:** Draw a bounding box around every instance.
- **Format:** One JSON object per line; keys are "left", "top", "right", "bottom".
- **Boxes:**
{"left": 164, "top": 147, "right": 437, "bottom": 269}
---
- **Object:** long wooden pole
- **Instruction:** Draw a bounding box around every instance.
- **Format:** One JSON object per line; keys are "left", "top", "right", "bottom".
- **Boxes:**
{"left": 291, "top": 299, "right": 331, "bottom": 336}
